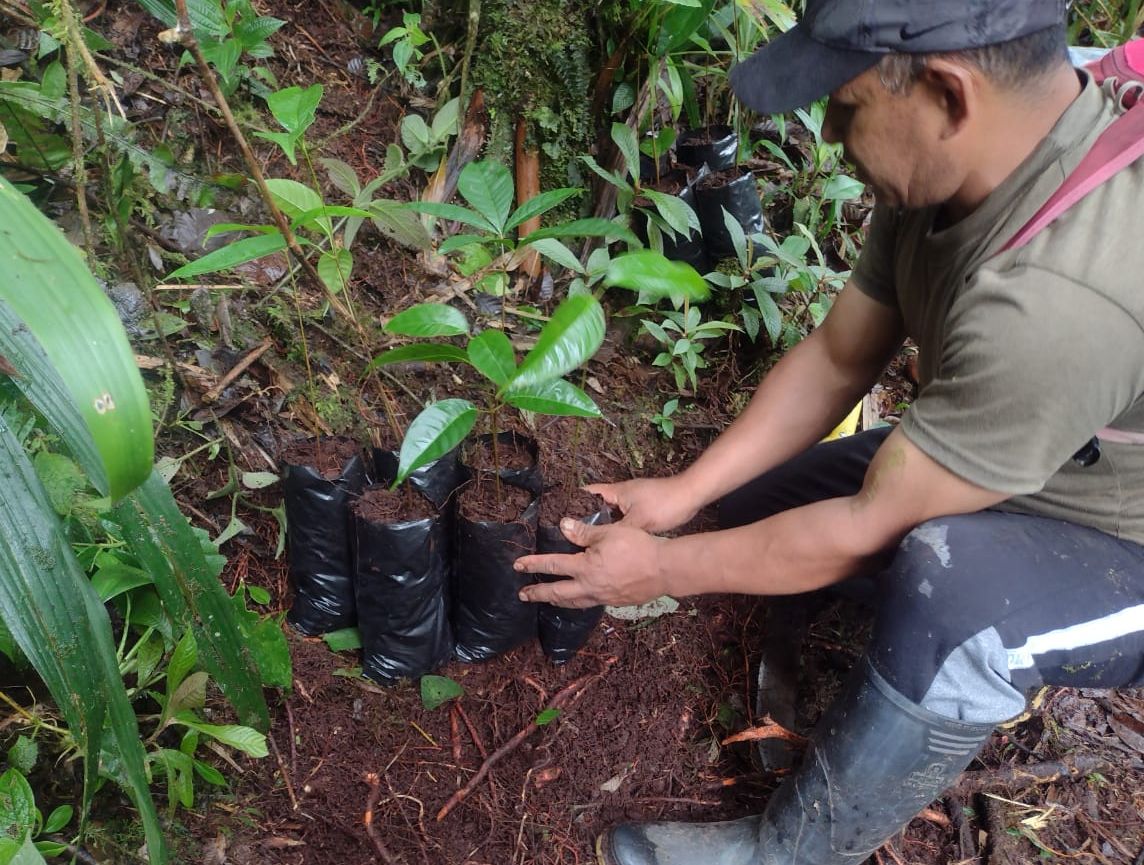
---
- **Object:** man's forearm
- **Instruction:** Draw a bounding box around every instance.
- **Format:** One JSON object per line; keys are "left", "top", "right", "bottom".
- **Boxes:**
{"left": 659, "top": 495, "right": 892, "bottom": 597}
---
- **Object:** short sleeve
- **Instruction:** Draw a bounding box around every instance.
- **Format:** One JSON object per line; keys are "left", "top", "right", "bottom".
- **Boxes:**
{"left": 850, "top": 204, "right": 899, "bottom": 307}
{"left": 900, "top": 265, "right": 1144, "bottom": 494}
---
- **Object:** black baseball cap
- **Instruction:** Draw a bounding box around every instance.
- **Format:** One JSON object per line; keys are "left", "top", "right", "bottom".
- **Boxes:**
{"left": 730, "top": 0, "right": 1068, "bottom": 115}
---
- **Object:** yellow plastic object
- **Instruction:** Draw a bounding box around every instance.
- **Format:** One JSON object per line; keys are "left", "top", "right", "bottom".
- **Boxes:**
{"left": 823, "top": 402, "right": 862, "bottom": 442}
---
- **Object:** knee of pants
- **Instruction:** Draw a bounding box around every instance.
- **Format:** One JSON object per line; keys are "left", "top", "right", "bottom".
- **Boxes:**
{"left": 867, "top": 518, "right": 1028, "bottom": 724}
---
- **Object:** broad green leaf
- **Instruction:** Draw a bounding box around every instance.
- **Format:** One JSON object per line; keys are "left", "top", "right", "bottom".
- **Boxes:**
{"left": 91, "top": 561, "right": 153, "bottom": 602}
{"left": 504, "top": 187, "right": 580, "bottom": 233}
{"left": 166, "top": 670, "right": 209, "bottom": 718}
{"left": 395, "top": 400, "right": 477, "bottom": 487}
{"left": 611, "top": 123, "right": 641, "bottom": 184}
{"left": 290, "top": 205, "right": 373, "bottom": 232}
{"left": 166, "top": 630, "right": 198, "bottom": 698}
{"left": 467, "top": 329, "right": 516, "bottom": 387}
{"left": 507, "top": 295, "right": 605, "bottom": 391}
{"left": 522, "top": 218, "right": 638, "bottom": 247}
{"left": 821, "top": 174, "right": 865, "bottom": 201}
{"left": 263, "top": 83, "right": 322, "bottom": 135}
{"left": 384, "top": 303, "right": 469, "bottom": 337}
{"left": 111, "top": 470, "right": 269, "bottom": 731}
{"left": 32, "top": 452, "right": 86, "bottom": 516}
{"left": 752, "top": 285, "right": 784, "bottom": 344}
{"left": 0, "top": 420, "right": 166, "bottom": 862}
{"left": 437, "top": 233, "right": 488, "bottom": 255}
{"left": 430, "top": 96, "right": 461, "bottom": 139}
{"left": 402, "top": 200, "right": 495, "bottom": 234}
{"left": 193, "top": 760, "right": 227, "bottom": 787}
{"left": 318, "top": 248, "right": 353, "bottom": 295}
{"left": 174, "top": 713, "right": 269, "bottom": 758}
{"left": 420, "top": 674, "right": 463, "bottom": 710}
{"left": 642, "top": 190, "right": 699, "bottom": 239}
{"left": 319, "top": 157, "right": 361, "bottom": 198}
{"left": 265, "top": 179, "right": 329, "bottom": 235}
{"left": 0, "top": 769, "right": 35, "bottom": 841}
{"left": 134, "top": 0, "right": 228, "bottom": 38}
{"left": 526, "top": 238, "right": 585, "bottom": 274}
{"left": 722, "top": 207, "right": 749, "bottom": 271}
{"left": 579, "top": 154, "right": 631, "bottom": 191}
{"left": 534, "top": 707, "right": 561, "bottom": 726}
{"left": 42, "top": 805, "right": 72, "bottom": 835}
{"left": 0, "top": 177, "right": 153, "bottom": 500}
{"left": 229, "top": 593, "right": 291, "bottom": 690}
{"left": 241, "top": 471, "right": 279, "bottom": 490}
{"left": 505, "top": 379, "right": 601, "bottom": 418}
{"left": 322, "top": 627, "right": 362, "bottom": 652}
{"left": 457, "top": 160, "right": 514, "bottom": 235}
{"left": 250, "top": 129, "right": 299, "bottom": 165}
{"left": 365, "top": 344, "right": 470, "bottom": 372}
{"left": 0, "top": 836, "right": 45, "bottom": 865}
{"left": 604, "top": 251, "right": 711, "bottom": 304}
{"left": 204, "top": 222, "right": 279, "bottom": 240}
{"left": 6, "top": 737, "right": 36, "bottom": 775}
{"left": 367, "top": 199, "right": 433, "bottom": 251}
{"left": 167, "top": 232, "right": 287, "bottom": 279}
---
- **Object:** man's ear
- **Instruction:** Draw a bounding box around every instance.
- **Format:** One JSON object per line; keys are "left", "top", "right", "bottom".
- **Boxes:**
{"left": 919, "top": 58, "right": 978, "bottom": 138}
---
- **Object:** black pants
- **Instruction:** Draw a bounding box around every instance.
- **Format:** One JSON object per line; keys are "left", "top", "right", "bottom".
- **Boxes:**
{"left": 718, "top": 429, "right": 1144, "bottom": 724}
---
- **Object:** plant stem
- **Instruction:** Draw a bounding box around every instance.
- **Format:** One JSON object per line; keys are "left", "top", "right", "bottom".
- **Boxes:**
{"left": 59, "top": 0, "right": 95, "bottom": 258}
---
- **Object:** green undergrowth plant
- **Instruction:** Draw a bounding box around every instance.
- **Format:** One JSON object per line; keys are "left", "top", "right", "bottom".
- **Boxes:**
{"left": 0, "top": 176, "right": 280, "bottom": 864}
{"left": 0, "top": 766, "right": 75, "bottom": 863}
{"left": 407, "top": 158, "right": 636, "bottom": 297}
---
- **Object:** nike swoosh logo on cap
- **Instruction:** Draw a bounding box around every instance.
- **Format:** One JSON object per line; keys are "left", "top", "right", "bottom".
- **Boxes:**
{"left": 898, "top": 21, "right": 950, "bottom": 42}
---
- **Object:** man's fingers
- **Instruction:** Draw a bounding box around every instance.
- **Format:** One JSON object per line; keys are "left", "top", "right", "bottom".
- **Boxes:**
{"left": 559, "top": 517, "right": 609, "bottom": 547}
{"left": 583, "top": 483, "right": 623, "bottom": 509}
{"left": 518, "top": 578, "right": 596, "bottom": 608}
{"left": 514, "top": 551, "right": 583, "bottom": 578}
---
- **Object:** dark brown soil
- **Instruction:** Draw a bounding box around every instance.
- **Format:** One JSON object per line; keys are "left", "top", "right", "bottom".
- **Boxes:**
{"left": 463, "top": 435, "right": 537, "bottom": 474}
{"left": 541, "top": 484, "right": 608, "bottom": 527}
{"left": 281, "top": 436, "right": 362, "bottom": 479}
{"left": 458, "top": 476, "right": 536, "bottom": 524}
{"left": 352, "top": 485, "right": 436, "bottom": 523}
{"left": 695, "top": 167, "right": 749, "bottom": 192}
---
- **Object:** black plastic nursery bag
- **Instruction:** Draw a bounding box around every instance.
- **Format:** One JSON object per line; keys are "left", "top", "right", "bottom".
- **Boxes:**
{"left": 283, "top": 444, "right": 366, "bottom": 635}
{"left": 536, "top": 510, "right": 610, "bottom": 663}
{"left": 462, "top": 431, "right": 543, "bottom": 496}
{"left": 353, "top": 497, "right": 453, "bottom": 685}
{"left": 676, "top": 125, "right": 738, "bottom": 172}
{"left": 695, "top": 171, "right": 765, "bottom": 261}
{"left": 452, "top": 488, "right": 540, "bottom": 662}
{"left": 372, "top": 445, "right": 465, "bottom": 508}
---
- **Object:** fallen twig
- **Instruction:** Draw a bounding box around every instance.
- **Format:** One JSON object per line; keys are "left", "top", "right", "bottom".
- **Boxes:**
{"left": 268, "top": 733, "right": 299, "bottom": 812}
{"left": 436, "top": 664, "right": 613, "bottom": 821}
{"left": 944, "top": 794, "right": 976, "bottom": 863}
{"left": 720, "top": 716, "right": 808, "bottom": 748}
{"left": 363, "top": 772, "right": 401, "bottom": 865}
{"left": 450, "top": 704, "right": 463, "bottom": 764}
{"left": 952, "top": 754, "right": 1112, "bottom": 796}
{"left": 201, "top": 338, "right": 273, "bottom": 404}
{"left": 456, "top": 701, "right": 487, "bottom": 759}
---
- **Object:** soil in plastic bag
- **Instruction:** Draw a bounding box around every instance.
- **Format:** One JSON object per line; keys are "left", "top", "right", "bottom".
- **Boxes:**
{"left": 461, "top": 430, "right": 542, "bottom": 495}
{"left": 352, "top": 486, "right": 453, "bottom": 685}
{"left": 371, "top": 444, "right": 465, "bottom": 508}
{"left": 280, "top": 436, "right": 366, "bottom": 635}
{"left": 536, "top": 486, "right": 610, "bottom": 664}
{"left": 633, "top": 178, "right": 710, "bottom": 274}
{"left": 695, "top": 168, "right": 764, "bottom": 261}
{"left": 452, "top": 477, "right": 539, "bottom": 662}
{"left": 677, "top": 124, "right": 738, "bottom": 172}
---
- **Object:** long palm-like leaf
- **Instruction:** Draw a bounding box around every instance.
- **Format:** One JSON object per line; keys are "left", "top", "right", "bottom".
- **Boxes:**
{"left": 111, "top": 472, "right": 269, "bottom": 730}
{"left": 0, "top": 177, "right": 152, "bottom": 500}
{"left": 0, "top": 420, "right": 166, "bottom": 863}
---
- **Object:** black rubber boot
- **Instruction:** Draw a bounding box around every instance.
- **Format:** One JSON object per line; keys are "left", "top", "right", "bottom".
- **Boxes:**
{"left": 597, "top": 660, "right": 996, "bottom": 865}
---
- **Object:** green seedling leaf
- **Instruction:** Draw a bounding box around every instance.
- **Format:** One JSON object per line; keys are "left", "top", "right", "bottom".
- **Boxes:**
{"left": 642, "top": 189, "right": 699, "bottom": 237}
{"left": 404, "top": 201, "right": 496, "bottom": 234}
{"left": 265, "top": 179, "right": 329, "bottom": 235}
{"left": 395, "top": 400, "right": 477, "bottom": 487}
{"left": 505, "top": 187, "right": 581, "bottom": 233}
{"left": 722, "top": 208, "right": 750, "bottom": 271}
{"left": 467, "top": 329, "right": 516, "bottom": 387}
{"left": 193, "top": 760, "right": 227, "bottom": 787}
{"left": 214, "top": 515, "right": 248, "bottom": 547}
{"left": 384, "top": 303, "right": 469, "bottom": 337}
{"left": 5, "top": 737, "right": 36, "bottom": 775}
{"left": 174, "top": 713, "right": 268, "bottom": 758}
{"left": 752, "top": 285, "right": 784, "bottom": 345}
{"left": 611, "top": 122, "right": 641, "bottom": 184}
{"left": 246, "top": 585, "right": 271, "bottom": 605}
{"left": 91, "top": 561, "right": 154, "bottom": 602}
{"left": 535, "top": 708, "right": 561, "bottom": 726}
{"left": 251, "top": 130, "right": 300, "bottom": 165}
{"left": 167, "top": 232, "right": 287, "bottom": 279}
{"left": 508, "top": 294, "right": 605, "bottom": 391}
{"left": 204, "top": 222, "right": 279, "bottom": 240}
{"left": 365, "top": 344, "right": 470, "bottom": 372}
{"left": 42, "top": 805, "right": 72, "bottom": 835}
{"left": 437, "top": 233, "right": 488, "bottom": 255}
{"left": 420, "top": 675, "right": 463, "bottom": 710}
{"left": 505, "top": 379, "right": 601, "bottom": 418}
{"left": 579, "top": 154, "right": 630, "bottom": 192}
{"left": 604, "top": 251, "right": 710, "bottom": 303}
{"left": 458, "top": 160, "right": 514, "bottom": 235}
{"left": 318, "top": 248, "right": 354, "bottom": 294}
{"left": 322, "top": 627, "right": 362, "bottom": 652}
{"left": 526, "top": 238, "right": 586, "bottom": 274}
{"left": 367, "top": 200, "right": 433, "bottom": 251}
{"left": 320, "top": 157, "right": 361, "bottom": 198}
{"left": 263, "top": 83, "right": 322, "bottom": 135}
{"left": 821, "top": 174, "right": 865, "bottom": 201}
{"left": 241, "top": 471, "right": 279, "bottom": 490}
{"left": 291, "top": 205, "right": 373, "bottom": 232}
{"left": 522, "top": 218, "right": 637, "bottom": 247}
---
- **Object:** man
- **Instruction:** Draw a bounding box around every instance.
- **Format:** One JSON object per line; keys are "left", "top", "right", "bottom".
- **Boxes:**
{"left": 515, "top": 1, "right": 1144, "bottom": 863}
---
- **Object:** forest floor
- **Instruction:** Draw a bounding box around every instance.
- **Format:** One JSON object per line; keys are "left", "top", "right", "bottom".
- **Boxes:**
{"left": 60, "top": 0, "right": 1144, "bottom": 862}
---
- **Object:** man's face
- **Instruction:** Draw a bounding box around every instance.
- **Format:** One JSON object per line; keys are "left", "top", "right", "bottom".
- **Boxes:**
{"left": 822, "top": 65, "right": 966, "bottom": 210}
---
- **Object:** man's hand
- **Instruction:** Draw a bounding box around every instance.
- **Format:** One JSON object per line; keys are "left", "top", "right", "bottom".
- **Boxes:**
{"left": 585, "top": 476, "right": 698, "bottom": 534}
{"left": 515, "top": 519, "right": 669, "bottom": 608}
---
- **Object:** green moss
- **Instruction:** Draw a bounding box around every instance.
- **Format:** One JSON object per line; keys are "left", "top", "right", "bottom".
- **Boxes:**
{"left": 471, "top": 0, "right": 595, "bottom": 199}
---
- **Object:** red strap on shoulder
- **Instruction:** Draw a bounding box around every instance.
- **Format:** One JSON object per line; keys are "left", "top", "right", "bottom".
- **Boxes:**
{"left": 1001, "top": 42, "right": 1144, "bottom": 253}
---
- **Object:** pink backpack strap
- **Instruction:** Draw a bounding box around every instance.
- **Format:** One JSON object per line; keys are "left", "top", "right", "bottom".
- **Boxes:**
{"left": 1001, "top": 41, "right": 1144, "bottom": 253}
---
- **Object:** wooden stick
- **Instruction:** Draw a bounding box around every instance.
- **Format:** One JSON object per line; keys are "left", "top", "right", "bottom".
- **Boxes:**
{"left": 951, "top": 754, "right": 1112, "bottom": 796}
{"left": 450, "top": 704, "right": 463, "bottom": 764}
{"left": 363, "top": 772, "right": 401, "bottom": 865}
{"left": 436, "top": 667, "right": 611, "bottom": 821}
{"left": 201, "top": 338, "right": 273, "bottom": 404}
{"left": 269, "top": 733, "right": 299, "bottom": 812}
{"left": 456, "top": 701, "right": 487, "bottom": 759}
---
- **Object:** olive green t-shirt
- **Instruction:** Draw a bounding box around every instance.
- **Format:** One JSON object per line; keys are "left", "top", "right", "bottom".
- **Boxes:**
{"left": 851, "top": 74, "right": 1144, "bottom": 543}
